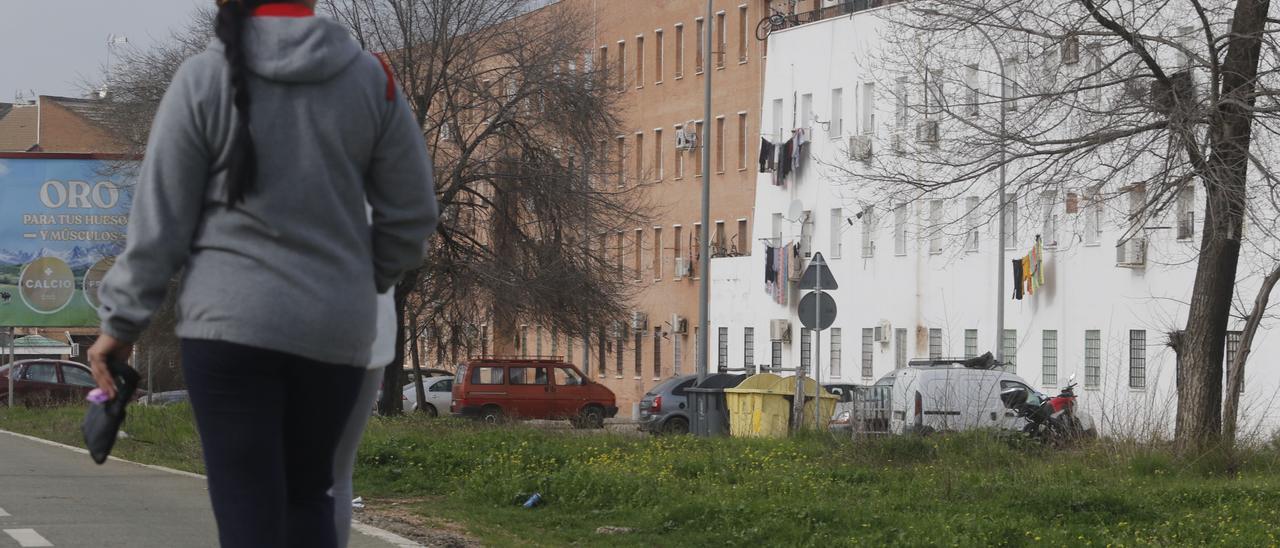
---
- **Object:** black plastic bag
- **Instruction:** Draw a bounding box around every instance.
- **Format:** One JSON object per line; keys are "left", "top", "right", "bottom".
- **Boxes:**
{"left": 81, "top": 359, "right": 141, "bottom": 465}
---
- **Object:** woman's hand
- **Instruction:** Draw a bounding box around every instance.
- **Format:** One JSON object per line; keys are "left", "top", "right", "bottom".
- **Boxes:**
{"left": 88, "top": 335, "right": 134, "bottom": 400}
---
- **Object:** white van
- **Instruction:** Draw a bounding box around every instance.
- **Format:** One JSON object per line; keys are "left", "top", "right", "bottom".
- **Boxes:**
{"left": 861, "top": 354, "right": 1038, "bottom": 435}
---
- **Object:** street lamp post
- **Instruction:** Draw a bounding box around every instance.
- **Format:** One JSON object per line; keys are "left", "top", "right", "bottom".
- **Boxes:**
{"left": 697, "top": 0, "right": 713, "bottom": 386}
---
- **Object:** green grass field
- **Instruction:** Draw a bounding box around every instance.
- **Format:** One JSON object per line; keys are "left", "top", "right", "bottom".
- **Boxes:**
{"left": 2, "top": 405, "right": 1279, "bottom": 546}
{"left": 0, "top": 283, "right": 100, "bottom": 326}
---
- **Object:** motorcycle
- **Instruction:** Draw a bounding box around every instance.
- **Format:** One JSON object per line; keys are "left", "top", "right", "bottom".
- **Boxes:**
{"left": 1000, "top": 375, "right": 1095, "bottom": 443}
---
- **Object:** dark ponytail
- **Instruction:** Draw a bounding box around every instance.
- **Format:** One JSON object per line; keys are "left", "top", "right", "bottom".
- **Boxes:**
{"left": 215, "top": 0, "right": 259, "bottom": 205}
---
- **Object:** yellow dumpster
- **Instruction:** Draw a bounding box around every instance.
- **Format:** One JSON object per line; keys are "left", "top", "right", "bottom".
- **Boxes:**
{"left": 723, "top": 373, "right": 838, "bottom": 438}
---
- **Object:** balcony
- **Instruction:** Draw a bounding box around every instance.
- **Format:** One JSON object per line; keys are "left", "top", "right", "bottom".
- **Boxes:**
{"left": 770, "top": 0, "right": 906, "bottom": 33}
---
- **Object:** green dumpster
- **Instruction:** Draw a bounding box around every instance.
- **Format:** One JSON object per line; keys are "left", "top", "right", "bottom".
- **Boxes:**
{"left": 724, "top": 373, "right": 838, "bottom": 438}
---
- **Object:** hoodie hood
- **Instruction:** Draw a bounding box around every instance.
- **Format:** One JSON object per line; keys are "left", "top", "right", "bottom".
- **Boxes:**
{"left": 213, "top": 15, "right": 363, "bottom": 84}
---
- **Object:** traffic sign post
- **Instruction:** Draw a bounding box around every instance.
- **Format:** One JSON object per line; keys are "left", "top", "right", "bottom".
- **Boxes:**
{"left": 794, "top": 253, "right": 837, "bottom": 431}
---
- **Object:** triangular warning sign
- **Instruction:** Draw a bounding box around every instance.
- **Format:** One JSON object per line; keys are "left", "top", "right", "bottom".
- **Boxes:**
{"left": 798, "top": 252, "right": 838, "bottom": 290}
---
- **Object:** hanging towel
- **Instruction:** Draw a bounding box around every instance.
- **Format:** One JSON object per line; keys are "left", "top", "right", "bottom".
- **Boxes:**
{"left": 793, "top": 128, "right": 809, "bottom": 177}
{"left": 1022, "top": 254, "right": 1034, "bottom": 296}
{"left": 759, "top": 138, "right": 776, "bottom": 173}
{"left": 1011, "top": 259, "right": 1024, "bottom": 300}
{"left": 1032, "top": 237, "right": 1046, "bottom": 290}
{"left": 777, "top": 138, "right": 794, "bottom": 186}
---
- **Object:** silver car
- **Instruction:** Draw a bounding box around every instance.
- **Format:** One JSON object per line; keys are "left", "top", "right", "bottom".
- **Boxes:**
{"left": 637, "top": 375, "right": 696, "bottom": 435}
{"left": 400, "top": 375, "right": 453, "bottom": 416}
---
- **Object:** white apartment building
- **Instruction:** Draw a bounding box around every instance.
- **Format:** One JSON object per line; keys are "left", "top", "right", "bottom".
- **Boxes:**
{"left": 709, "top": 4, "right": 1280, "bottom": 437}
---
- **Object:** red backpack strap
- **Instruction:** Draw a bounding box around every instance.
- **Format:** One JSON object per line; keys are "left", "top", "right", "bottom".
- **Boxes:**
{"left": 373, "top": 53, "right": 396, "bottom": 102}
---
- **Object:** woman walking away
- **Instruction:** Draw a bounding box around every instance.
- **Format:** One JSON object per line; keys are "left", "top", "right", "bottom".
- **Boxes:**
{"left": 87, "top": 0, "right": 438, "bottom": 546}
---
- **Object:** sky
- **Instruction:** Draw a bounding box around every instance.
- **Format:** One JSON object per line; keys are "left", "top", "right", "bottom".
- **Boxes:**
{"left": 1, "top": 0, "right": 205, "bottom": 101}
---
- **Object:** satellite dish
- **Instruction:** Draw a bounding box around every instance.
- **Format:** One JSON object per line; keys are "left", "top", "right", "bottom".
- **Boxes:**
{"left": 787, "top": 200, "right": 804, "bottom": 222}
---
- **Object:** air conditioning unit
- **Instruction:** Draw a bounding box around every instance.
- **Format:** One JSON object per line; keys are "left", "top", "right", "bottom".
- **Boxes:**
{"left": 769, "top": 319, "right": 792, "bottom": 342}
{"left": 1116, "top": 237, "right": 1148, "bottom": 267}
{"left": 631, "top": 311, "right": 648, "bottom": 331}
{"left": 675, "top": 125, "right": 698, "bottom": 151}
{"left": 849, "top": 134, "right": 873, "bottom": 162}
{"left": 671, "top": 314, "right": 688, "bottom": 334}
{"left": 874, "top": 320, "right": 892, "bottom": 344}
{"left": 674, "top": 257, "right": 693, "bottom": 278}
{"left": 916, "top": 120, "right": 940, "bottom": 144}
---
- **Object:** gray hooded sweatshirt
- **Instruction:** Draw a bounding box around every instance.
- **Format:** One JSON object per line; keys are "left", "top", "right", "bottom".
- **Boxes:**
{"left": 98, "top": 12, "right": 438, "bottom": 366}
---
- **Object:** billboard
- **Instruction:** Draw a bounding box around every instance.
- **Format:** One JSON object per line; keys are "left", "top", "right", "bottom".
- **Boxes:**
{"left": 0, "top": 156, "right": 134, "bottom": 327}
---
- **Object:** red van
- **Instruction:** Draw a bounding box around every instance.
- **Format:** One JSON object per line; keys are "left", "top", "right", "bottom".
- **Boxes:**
{"left": 451, "top": 357, "right": 617, "bottom": 428}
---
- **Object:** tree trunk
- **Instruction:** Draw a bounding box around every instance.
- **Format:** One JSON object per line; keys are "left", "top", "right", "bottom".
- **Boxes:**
{"left": 409, "top": 314, "right": 427, "bottom": 412}
{"left": 1223, "top": 265, "right": 1280, "bottom": 444}
{"left": 378, "top": 270, "right": 420, "bottom": 416}
{"left": 1175, "top": 0, "right": 1269, "bottom": 451}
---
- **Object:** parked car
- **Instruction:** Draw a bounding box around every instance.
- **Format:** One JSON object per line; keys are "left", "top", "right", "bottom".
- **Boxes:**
{"left": 400, "top": 376, "right": 453, "bottom": 416}
{"left": 637, "top": 375, "right": 696, "bottom": 435}
{"left": 138, "top": 390, "right": 189, "bottom": 406}
{"left": 451, "top": 357, "right": 617, "bottom": 428}
{"left": 824, "top": 383, "right": 867, "bottom": 433}
{"left": 865, "top": 354, "right": 1038, "bottom": 435}
{"left": 0, "top": 359, "right": 102, "bottom": 406}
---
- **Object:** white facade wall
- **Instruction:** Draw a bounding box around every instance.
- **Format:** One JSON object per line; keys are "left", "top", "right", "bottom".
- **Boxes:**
{"left": 709, "top": 8, "right": 1280, "bottom": 438}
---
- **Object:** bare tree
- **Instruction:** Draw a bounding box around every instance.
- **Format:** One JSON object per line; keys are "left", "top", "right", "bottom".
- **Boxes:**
{"left": 834, "top": 0, "right": 1278, "bottom": 449}
{"left": 321, "top": 0, "right": 645, "bottom": 414}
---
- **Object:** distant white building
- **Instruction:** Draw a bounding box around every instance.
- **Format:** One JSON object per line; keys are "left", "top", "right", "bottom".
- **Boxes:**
{"left": 709, "top": 4, "right": 1280, "bottom": 438}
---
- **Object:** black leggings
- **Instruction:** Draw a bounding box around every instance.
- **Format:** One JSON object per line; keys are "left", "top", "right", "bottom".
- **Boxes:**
{"left": 181, "top": 339, "right": 365, "bottom": 548}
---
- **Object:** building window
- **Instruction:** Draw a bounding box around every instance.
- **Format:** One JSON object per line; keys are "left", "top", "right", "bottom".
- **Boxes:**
{"left": 965, "top": 63, "right": 980, "bottom": 117}
{"left": 654, "top": 30, "right": 664, "bottom": 84}
{"left": 635, "top": 35, "right": 644, "bottom": 87}
{"left": 1042, "top": 330, "right": 1058, "bottom": 387}
{"left": 964, "top": 329, "right": 978, "bottom": 359}
{"left": 928, "top": 328, "right": 942, "bottom": 359}
{"left": 861, "top": 328, "right": 874, "bottom": 378}
{"left": 674, "top": 23, "right": 684, "bottom": 78}
{"left": 634, "top": 229, "right": 643, "bottom": 280}
{"left": 830, "top": 208, "right": 843, "bottom": 258}
{"left": 800, "top": 93, "right": 813, "bottom": 130}
{"left": 673, "top": 125, "right": 685, "bottom": 178}
{"left": 718, "top": 327, "right": 729, "bottom": 372}
{"left": 894, "top": 328, "right": 907, "bottom": 369}
{"left": 616, "top": 327, "right": 625, "bottom": 376}
{"left": 1225, "top": 330, "right": 1244, "bottom": 393}
{"left": 1003, "top": 195, "right": 1018, "bottom": 249}
{"left": 1177, "top": 185, "right": 1195, "bottom": 240}
{"left": 635, "top": 331, "right": 643, "bottom": 378}
{"left": 925, "top": 68, "right": 943, "bottom": 119}
{"left": 801, "top": 328, "right": 812, "bottom": 373}
{"left": 652, "top": 227, "right": 663, "bottom": 279}
{"left": 673, "top": 332, "right": 683, "bottom": 375}
{"left": 737, "top": 5, "right": 748, "bottom": 63}
{"left": 616, "top": 136, "right": 626, "bottom": 188}
{"left": 894, "top": 77, "right": 908, "bottom": 129}
{"left": 715, "top": 115, "right": 725, "bottom": 173}
{"left": 715, "top": 11, "right": 726, "bottom": 68}
{"left": 744, "top": 327, "right": 755, "bottom": 370}
{"left": 1003, "top": 56, "right": 1020, "bottom": 111}
{"left": 861, "top": 207, "right": 875, "bottom": 258}
{"left": 1085, "top": 330, "right": 1101, "bottom": 388}
{"left": 653, "top": 327, "right": 662, "bottom": 378}
{"left": 694, "top": 121, "right": 705, "bottom": 175}
{"left": 771, "top": 340, "right": 782, "bottom": 372}
{"left": 616, "top": 40, "right": 626, "bottom": 90}
{"left": 480, "top": 325, "right": 489, "bottom": 356}
{"left": 598, "top": 326, "right": 607, "bottom": 377}
{"left": 799, "top": 210, "right": 814, "bottom": 258}
{"left": 550, "top": 327, "right": 557, "bottom": 355}
{"left": 771, "top": 212, "right": 783, "bottom": 242}
{"left": 673, "top": 224, "right": 683, "bottom": 273}
{"left": 519, "top": 325, "right": 529, "bottom": 357}
{"left": 963, "top": 196, "right": 980, "bottom": 252}
{"left": 695, "top": 18, "right": 705, "bottom": 73}
{"left": 830, "top": 328, "right": 842, "bottom": 378}
{"left": 567, "top": 334, "right": 575, "bottom": 364}
{"left": 1085, "top": 185, "right": 1102, "bottom": 245}
{"left": 860, "top": 82, "right": 875, "bottom": 135}
{"left": 654, "top": 128, "right": 664, "bottom": 181}
{"left": 1041, "top": 190, "right": 1058, "bottom": 247}
{"left": 1002, "top": 329, "right": 1017, "bottom": 369}
{"left": 893, "top": 203, "right": 907, "bottom": 256}
{"left": 634, "top": 132, "right": 647, "bottom": 182}
{"left": 929, "top": 199, "right": 943, "bottom": 255}
{"left": 713, "top": 221, "right": 726, "bottom": 256}
{"left": 737, "top": 112, "right": 747, "bottom": 171}
{"left": 1129, "top": 329, "right": 1146, "bottom": 389}
{"left": 599, "top": 45, "right": 608, "bottom": 88}
{"left": 829, "top": 88, "right": 844, "bottom": 138}
{"left": 737, "top": 218, "right": 749, "bottom": 256}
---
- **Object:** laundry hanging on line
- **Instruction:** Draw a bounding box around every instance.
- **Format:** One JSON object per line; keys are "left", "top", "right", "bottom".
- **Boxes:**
{"left": 759, "top": 138, "right": 776, "bottom": 173}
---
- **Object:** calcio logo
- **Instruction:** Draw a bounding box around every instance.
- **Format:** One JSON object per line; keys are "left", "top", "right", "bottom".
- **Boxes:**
{"left": 83, "top": 257, "right": 115, "bottom": 310}
{"left": 19, "top": 257, "right": 75, "bottom": 314}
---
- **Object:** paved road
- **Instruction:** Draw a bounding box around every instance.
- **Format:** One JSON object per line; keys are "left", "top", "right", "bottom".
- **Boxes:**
{"left": 0, "top": 431, "right": 414, "bottom": 547}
